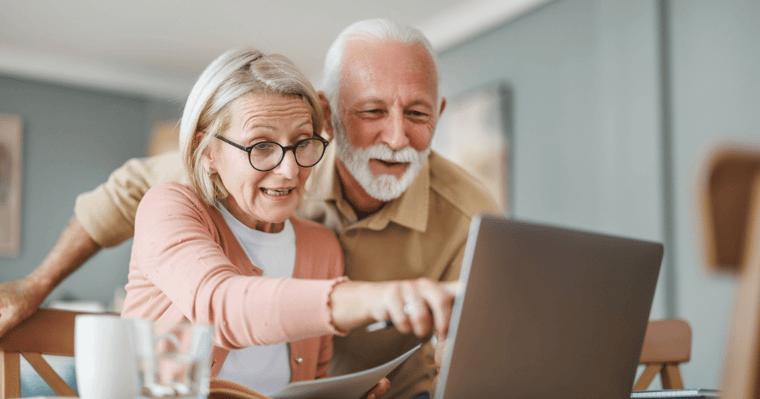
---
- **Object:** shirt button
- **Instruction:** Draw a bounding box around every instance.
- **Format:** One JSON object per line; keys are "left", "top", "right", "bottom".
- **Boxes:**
{"left": 295, "top": 357, "right": 303, "bottom": 364}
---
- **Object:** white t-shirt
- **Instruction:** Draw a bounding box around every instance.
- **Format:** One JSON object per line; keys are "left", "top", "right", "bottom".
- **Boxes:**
{"left": 215, "top": 202, "right": 296, "bottom": 395}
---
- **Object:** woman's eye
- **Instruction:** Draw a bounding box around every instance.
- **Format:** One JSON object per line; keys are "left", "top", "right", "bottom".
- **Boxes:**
{"left": 252, "top": 142, "right": 277, "bottom": 153}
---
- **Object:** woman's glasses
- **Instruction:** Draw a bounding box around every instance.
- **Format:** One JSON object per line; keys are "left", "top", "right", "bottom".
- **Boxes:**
{"left": 214, "top": 134, "right": 329, "bottom": 172}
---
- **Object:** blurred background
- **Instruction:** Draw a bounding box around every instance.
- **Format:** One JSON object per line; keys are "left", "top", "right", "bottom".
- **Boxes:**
{"left": 1, "top": 0, "right": 758, "bottom": 392}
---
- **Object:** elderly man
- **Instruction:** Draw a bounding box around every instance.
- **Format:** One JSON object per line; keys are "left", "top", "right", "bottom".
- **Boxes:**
{"left": 0, "top": 19, "right": 499, "bottom": 398}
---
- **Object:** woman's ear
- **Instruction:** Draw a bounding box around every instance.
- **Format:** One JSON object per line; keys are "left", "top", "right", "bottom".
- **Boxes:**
{"left": 194, "top": 131, "right": 206, "bottom": 148}
{"left": 195, "top": 131, "right": 217, "bottom": 173}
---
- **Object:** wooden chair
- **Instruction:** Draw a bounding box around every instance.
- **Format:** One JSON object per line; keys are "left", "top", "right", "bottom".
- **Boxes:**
{"left": 634, "top": 319, "right": 692, "bottom": 390}
{"left": 0, "top": 308, "right": 85, "bottom": 398}
{"left": 695, "top": 143, "right": 760, "bottom": 399}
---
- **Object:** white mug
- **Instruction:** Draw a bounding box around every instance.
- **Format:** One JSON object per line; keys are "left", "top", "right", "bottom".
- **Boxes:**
{"left": 75, "top": 314, "right": 136, "bottom": 399}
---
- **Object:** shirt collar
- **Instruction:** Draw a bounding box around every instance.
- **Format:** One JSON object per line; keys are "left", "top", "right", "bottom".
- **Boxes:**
{"left": 379, "top": 159, "right": 429, "bottom": 232}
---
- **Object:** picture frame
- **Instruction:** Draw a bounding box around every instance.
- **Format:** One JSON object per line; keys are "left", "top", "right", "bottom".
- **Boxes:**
{"left": 432, "top": 83, "right": 512, "bottom": 213}
{"left": 0, "top": 114, "right": 23, "bottom": 257}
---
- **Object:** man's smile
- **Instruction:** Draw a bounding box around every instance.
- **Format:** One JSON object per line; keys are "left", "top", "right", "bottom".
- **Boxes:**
{"left": 369, "top": 158, "right": 409, "bottom": 178}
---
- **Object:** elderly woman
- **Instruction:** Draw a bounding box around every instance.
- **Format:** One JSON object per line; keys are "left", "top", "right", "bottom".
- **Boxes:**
{"left": 121, "top": 48, "right": 455, "bottom": 397}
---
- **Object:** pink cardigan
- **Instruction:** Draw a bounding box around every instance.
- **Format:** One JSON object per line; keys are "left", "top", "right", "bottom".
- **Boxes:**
{"left": 122, "top": 182, "right": 345, "bottom": 381}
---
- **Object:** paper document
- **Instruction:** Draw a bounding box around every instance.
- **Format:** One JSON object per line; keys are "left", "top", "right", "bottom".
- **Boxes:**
{"left": 271, "top": 343, "right": 422, "bottom": 399}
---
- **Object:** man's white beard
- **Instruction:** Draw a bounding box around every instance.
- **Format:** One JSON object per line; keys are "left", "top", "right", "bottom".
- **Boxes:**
{"left": 334, "top": 117, "right": 431, "bottom": 202}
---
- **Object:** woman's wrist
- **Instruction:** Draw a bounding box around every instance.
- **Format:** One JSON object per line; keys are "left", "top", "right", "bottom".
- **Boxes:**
{"left": 329, "top": 280, "right": 384, "bottom": 331}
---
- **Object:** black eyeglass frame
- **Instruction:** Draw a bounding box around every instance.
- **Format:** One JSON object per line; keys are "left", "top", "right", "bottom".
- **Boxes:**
{"left": 213, "top": 134, "right": 330, "bottom": 172}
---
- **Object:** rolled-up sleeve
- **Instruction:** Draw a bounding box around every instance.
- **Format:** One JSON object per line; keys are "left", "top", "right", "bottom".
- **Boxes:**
{"left": 75, "top": 151, "right": 185, "bottom": 248}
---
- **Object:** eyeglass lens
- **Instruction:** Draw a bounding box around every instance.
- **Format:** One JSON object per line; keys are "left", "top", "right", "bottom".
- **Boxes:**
{"left": 250, "top": 138, "right": 325, "bottom": 170}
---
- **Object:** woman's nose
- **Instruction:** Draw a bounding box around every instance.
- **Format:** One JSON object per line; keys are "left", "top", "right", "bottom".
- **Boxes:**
{"left": 273, "top": 150, "right": 300, "bottom": 178}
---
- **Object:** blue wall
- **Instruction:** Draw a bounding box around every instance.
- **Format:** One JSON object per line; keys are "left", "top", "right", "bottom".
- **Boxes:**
{"left": 434, "top": 0, "right": 760, "bottom": 389}
{"left": 0, "top": 74, "right": 182, "bottom": 306}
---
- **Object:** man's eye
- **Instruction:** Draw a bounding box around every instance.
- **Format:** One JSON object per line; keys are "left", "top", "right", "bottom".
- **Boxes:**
{"left": 409, "top": 110, "right": 428, "bottom": 117}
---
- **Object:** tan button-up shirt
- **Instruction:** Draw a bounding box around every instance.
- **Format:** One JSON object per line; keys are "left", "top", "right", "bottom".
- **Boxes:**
{"left": 298, "top": 144, "right": 501, "bottom": 397}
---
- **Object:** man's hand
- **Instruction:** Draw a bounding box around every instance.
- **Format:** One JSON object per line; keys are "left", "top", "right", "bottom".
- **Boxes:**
{"left": 362, "top": 377, "right": 390, "bottom": 399}
{"left": 0, "top": 277, "right": 48, "bottom": 337}
{"left": 0, "top": 217, "right": 101, "bottom": 338}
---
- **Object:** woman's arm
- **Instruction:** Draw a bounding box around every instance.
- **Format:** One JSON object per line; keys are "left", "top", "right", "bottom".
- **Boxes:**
{"left": 129, "top": 182, "right": 344, "bottom": 348}
{"left": 131, "top": 182, "right": 456, "bottom": 350}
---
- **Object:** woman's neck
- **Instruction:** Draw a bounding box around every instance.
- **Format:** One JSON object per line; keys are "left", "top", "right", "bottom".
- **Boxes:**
{"left": 217, "top": 198, "right": 285, "bottom": 233}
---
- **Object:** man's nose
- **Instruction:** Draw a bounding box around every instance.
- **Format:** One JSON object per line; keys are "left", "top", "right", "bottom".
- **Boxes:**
{"left": 381, "top": 108, "right": 410, "bottom": 150}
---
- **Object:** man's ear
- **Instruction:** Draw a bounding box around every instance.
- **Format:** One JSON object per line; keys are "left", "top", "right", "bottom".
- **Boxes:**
{"left": 318, "top": 91, "right": 334, "bottom": 140}
{"left": 438, "top": 97, "right": 447, "bottom": 117}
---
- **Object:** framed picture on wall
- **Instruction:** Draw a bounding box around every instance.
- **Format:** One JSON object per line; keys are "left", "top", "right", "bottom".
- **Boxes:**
{"left": 0, "top": 114, "right": 23, "bottom": 257}
{"left": 432, "top": 83, "right": 512, "bottom": 213}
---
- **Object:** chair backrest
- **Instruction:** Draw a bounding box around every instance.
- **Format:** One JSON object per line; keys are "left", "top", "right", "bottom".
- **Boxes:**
{"left": 0, "top": 308, "right": 87, "bottom": 398}
{"left": 634, "top": 319, "right": 692, "bottom": 390}
{"left": 695, "top": 144, "right": 760, "bottom": 399}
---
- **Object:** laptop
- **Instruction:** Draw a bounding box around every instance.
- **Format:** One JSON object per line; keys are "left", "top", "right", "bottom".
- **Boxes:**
{"left": 435, "top": 214, "right": 664, "bottom": 399}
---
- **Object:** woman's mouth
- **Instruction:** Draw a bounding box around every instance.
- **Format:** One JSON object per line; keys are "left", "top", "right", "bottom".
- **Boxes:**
{"left": 261, "top": 188, "right": 293, "bottom": 196}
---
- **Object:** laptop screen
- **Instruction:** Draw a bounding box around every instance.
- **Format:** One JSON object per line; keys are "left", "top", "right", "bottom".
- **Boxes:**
{"left": 435, "top": 215, "right": 663, "bottom": 399}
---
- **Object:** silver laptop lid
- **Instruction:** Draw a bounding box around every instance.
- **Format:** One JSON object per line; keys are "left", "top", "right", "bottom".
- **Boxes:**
{"left": 436, "top": 215, "right": 663, "bottom": 399}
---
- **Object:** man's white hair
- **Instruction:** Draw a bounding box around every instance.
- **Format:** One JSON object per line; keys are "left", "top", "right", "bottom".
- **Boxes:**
{"left": 321, "top": 18, "right": 441, "bottom": 112}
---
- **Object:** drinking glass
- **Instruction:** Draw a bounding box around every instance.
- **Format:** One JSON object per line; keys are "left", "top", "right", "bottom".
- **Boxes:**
{"left": 127, "top": 318, "right": 214, "bottom": 399}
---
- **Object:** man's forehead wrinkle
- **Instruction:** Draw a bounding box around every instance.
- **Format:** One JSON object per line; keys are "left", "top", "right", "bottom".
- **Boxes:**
{"left": 338, "top": 39, "right": 439, "bottom": 111}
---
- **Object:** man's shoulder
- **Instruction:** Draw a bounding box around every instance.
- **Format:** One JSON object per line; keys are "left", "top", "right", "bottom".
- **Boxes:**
{"left": 427, "top": 152, "right": 501, "bottom": 218}
{"left": 120, "top": 150, "right": 186, "bottom": 186}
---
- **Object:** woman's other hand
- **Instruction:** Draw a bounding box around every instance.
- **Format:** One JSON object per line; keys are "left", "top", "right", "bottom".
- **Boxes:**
{"left": 362, "top": 377, "right": 390, "bottom": 399}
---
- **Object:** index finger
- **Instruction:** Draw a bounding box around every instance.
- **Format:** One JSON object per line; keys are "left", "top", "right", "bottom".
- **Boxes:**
{"left": 417, "top": 280, "right": 456, "bottom": 338}
{"left": 442, "top": 281, "right": 461, "bottom": 295}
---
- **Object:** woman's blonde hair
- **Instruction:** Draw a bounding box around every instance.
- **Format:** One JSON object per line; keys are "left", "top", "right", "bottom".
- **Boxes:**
{"left": 178, "top": 48, "right": 323, "bottom": 205}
